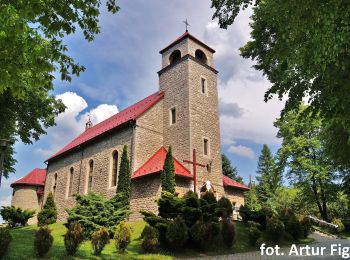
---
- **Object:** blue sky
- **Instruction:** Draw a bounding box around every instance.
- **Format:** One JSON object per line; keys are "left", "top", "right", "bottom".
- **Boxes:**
{"left": 0, "top": 0, "right": 284, "bottom": 210}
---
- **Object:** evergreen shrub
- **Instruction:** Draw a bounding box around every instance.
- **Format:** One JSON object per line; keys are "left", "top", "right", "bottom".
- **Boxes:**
{"left": 114, "top": 221, "right": 131, "bottom": 253}
{"left": 0, "top": 206, "right": 35, "bottom": 227}
{"left": 217, "top": 197, "right": 233, "bottom": 218}
{"left": 66, "top": 192, "right": 130, "bottom": 238}
{"left": 64, "top": 222, "right": 84, "bottom": 256}
{"left": 0, "top": 227, "right": 12, "bottom": 258}
{"left": 166, "top": 216, "right": 188, "bottom": 248}
{"left": 221, "top": 218, "right": 235, "bottom": 248}
{"left": 34, "top": 226, "right": 53, "bottom": 257}
{"left": 91, "top": 227, "right": 110, "bottom": 255}
{"left": 248, "top": 221, "right": 262, "bottom": 246}
{"left": 38, "top": 192, "right": 57, "bottom": 226}
{"left": 300, "top": 215, "right": 311, "bottom": 238}
{"left": 266, "top": 215, "right": 284, "bottom": 242}
{"left": 141, "top": 225, "right": 159, "bottom": 252}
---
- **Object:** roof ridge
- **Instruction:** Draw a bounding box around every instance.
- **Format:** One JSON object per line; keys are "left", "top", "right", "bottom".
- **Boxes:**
{"left": 47, "top": 91, "right": 164, "bottom": 161}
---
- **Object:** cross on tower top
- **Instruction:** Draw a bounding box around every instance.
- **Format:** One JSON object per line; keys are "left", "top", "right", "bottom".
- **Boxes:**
{"left": 183, "top": 19, "right": 190, "bottom": 32}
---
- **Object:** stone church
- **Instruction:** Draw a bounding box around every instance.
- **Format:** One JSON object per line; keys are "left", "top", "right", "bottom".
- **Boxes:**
{"left": 11, "top": 32, "right": 249, "bottom": 223}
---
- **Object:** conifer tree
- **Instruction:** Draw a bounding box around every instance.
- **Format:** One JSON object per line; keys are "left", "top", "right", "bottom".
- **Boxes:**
{"left": 161, "top": 146, "right": 175, "bottom": 194}
{"left": 256, "top": 144, "right": 281, "bottom": 202}
{"left": 117, "top": 145, "right": 131, "bottom": 200}
{"left": 37, "top": 192, "right": 57, "bottom": 226}
{"left": 222, "top": 154, "right": 243, "bottom": 183}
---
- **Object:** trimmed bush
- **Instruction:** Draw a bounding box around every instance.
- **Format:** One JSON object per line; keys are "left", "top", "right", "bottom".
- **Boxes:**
{"left": 332, "top": 218, "right": 345, "bottom": 233}
{"left": 64, "top": 222, "right": 84, "bottom": 256}
{"left": 34, "top": 226, "right": 53, "bottom": 257}
{"left": 141, "top": 225, "right": 159, "bottom": 252}
{"left": 266, "top": 216, "right": 284, "bottom": 242}
{"left": 285, "top": 214, "right": 303, "bottom": 240}
{"left": 221, "top": 218, "right": 235, "bottom": 248}
{"left": 190, "top": 220, "right": 210, "bottom": 249}
{"left": 217, "top": 197, "right": 233, "bottom": 218}
{"left": 300, "top": 215, "right": 311, "bottom": 238}
{"left": 0, "top": 227, "right": 12, "bottom": 258}
{"left": 0, "top": 206, "right": 35, "bottom": 227}
{"left": 166, "top": 216, "right": 188, "bottom": 248}
{"left": 38, "top": 192, "right": 57, "bottom": 226}
{"left": 91, "top": 227, "right": 110, "bottom": 255}
{"left": 248, "top": 221, "right": 262, "bottom": 246}
{"left": 114, "top": 221, "right": 131, "bottom": 253}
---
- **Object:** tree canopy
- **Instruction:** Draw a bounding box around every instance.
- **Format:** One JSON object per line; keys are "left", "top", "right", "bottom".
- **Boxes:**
{"left": 255, "top": 144, "right": 281, "bottom": 202}
{"left": 0, "top": 1, "right": 120, "bottom": 177}
{"left": 275, "top": 106, "right": 339, "bottom": 221}
{"left": 210, "top": 0, "right": 350, "bottom": 168}
{"left": 222, "top": 154, "right": 243, "bottom": 183}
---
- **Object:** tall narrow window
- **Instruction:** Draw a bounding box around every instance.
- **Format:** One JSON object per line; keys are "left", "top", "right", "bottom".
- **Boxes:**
{"left": 68, "top": 167, "right": 74, "bottom": 196}
{"left": 201, "top": 78, "right": 206, "bottom": 94}
{"left": 170, "top": 107, "right": 176, "bottom": 125}
{"left": 88, "top": 160, "right": 94, "bottom": 192}
{"left": 204, "top": 138, "right": 209, "bottom": 156}
{"left": 111, "top": 151, "right": 118, "bottom": 187}
{"left": 53, "top": 173, "right": 58, "bottom": 194}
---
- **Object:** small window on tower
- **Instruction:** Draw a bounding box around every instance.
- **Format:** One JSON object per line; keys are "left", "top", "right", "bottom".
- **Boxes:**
{"left": 201, "top": 77, "right": 207, "bottom": 94}
{"left": 170, "top": 107, "right": 176, "bottom": 125}
{"left": 204, "top": 138, "right": 209, "bottom": 156}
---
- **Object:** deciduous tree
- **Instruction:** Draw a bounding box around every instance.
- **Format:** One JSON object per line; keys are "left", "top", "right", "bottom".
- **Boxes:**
{"left": 0, "top": 1, "right": 120, "bottom": 178}
{"left": 275, "top": 106, "right": 339, "bottom": 221}
{"left": 210, "top": 0, "right": 350, "bottom": 168}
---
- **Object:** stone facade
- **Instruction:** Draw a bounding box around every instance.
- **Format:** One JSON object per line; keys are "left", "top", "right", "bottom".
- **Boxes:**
{"left": 159, "top": 36, "right": 224, "bottom": 197}
{"left": 11, "top": 186, "right": 43, "bottom": 225}
{"left": 224, "top": 187, "right": 246, "bottom": 220}
{"left": 44, "top": 127, "right": 133, "bottom": 221}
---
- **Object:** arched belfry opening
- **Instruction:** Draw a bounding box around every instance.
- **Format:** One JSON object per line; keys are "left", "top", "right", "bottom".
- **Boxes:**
{"left": 195, "top": 49, "right": 207, "bottom": 64}
{"left": 169, "top": 49, "right": 181, "bottom": 65}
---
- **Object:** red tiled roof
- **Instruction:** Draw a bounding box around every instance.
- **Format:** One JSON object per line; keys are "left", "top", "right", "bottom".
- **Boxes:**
{"left": 132, "top": 147, "right": 192, "bottom": 179}
{"left": 11, "top": 168, "right": 46, "bottom": 188}
{"left": 159, "top": 31, "right": 215, "bottom": 54}
{"left": 222, "top": 175, "right": 250, "bottom": 191}
{"left": 48, "top": 91, "right": 165, "bottom": 161}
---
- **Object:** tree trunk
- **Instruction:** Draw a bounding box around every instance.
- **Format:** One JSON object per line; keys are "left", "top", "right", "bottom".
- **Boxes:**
{"left": 319, "top": 179, "right": 329, "bottom": 221}
{"left": 311, "top": 173, "right": 324, "bottom": 218}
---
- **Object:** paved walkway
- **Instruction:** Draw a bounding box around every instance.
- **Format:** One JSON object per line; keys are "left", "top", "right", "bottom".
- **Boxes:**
{"left": 181, "top": 232, "right": 350, "bottom": 259}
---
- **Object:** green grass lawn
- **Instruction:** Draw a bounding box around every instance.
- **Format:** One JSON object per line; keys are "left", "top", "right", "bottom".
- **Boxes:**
{"left": 4, "top": 221, "right": 314, "bottom": 259}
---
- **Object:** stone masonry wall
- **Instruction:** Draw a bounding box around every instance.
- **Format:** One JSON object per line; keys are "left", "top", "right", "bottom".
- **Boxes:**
{"left": 44, "top": 127, "right": 133, "bottom": 221}
{"left": 159, "top": 61, "right": 192, "bottom": 169}
{"left": 188, "top": 54, "right": 224, "bottom": 197}
{"left": 133, "top": 99, "right": 164, "bottom": 172}
{"left": 11, "top": 186, "right": 42, "bottom": 225}
{"left": 224, "top": 187, "right": 246, "bottom": 220}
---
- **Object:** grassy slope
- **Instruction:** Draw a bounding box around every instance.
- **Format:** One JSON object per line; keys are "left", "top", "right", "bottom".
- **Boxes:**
{"left": 5, "top": 221, "right": 314, "bottom": 259}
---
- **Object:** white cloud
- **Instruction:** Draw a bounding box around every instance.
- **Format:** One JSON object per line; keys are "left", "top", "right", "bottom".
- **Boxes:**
{"left": 34, "top": 92, "right": 118, "bottom": 158}
{"left": 0, "top": 195, "right": 12, "bottom": 207}
{"left": 228, "top": 145, "right": 255, "bottom": 159}
{"left": 203, "top": 10, "right": 285, "bottom": 147}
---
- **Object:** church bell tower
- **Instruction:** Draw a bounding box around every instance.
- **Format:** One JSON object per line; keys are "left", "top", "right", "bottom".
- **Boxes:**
{"left": 158, "top": 31, "right": 224, "bottom": 195}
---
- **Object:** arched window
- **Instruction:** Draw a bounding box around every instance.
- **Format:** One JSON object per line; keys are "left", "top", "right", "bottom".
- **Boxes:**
{"left": 195, "top": 49, "right": 207, "bottom": 64}
{"left": 169, "top": 49, "right": 181, "bottom": 65}
{"left": 53, "top": 173, "right": 58, "bottom": 194}
{"left": 87, "top": 160, "right": 94, "bottom": 192}
{"left": 111, "top": 151, "right": 118, "bottom": 187}
{"left": 68, "top": 167, "right": 74, "bottom": 196}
